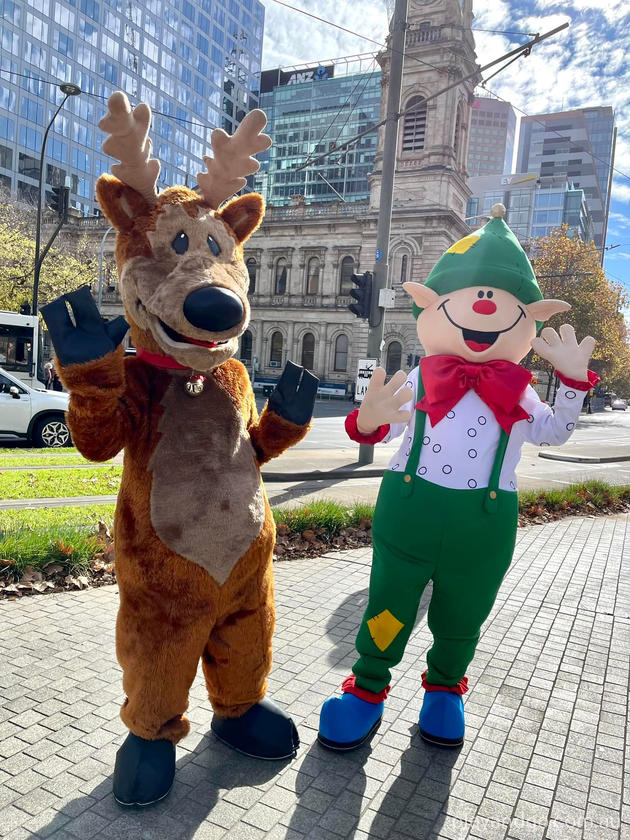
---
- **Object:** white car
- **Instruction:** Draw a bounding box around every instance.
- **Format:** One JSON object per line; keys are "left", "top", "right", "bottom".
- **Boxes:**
{"left": 0, "top": 368, "right": 71, "bottom": 447}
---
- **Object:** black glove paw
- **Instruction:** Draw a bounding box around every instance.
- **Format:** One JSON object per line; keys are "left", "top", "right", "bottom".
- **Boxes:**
{"left": 41, "top": 286, "right": 129, "bottom": 366}
{"left": 268, "top": 360, "right": 318, "bottom": 426}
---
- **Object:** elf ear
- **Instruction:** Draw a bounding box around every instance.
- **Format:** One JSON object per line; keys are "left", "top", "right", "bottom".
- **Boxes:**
{"left": 526, "top": 299, "right": 571, "bottom": 322}
{"left": 218, "top": 192, "right": 265, "bottom": 244}
{"left": 403, "top": 282, "right": 440, "bottom": 310}
{"left": 95, "top": 173, "right": 153, "bottom": 233}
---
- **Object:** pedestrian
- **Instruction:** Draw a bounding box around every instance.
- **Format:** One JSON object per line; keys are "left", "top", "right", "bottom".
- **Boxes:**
{"left": 44, "top": 361, "right": 54, "bottom": 389}
{"left": 51, "top": 365, "right": 63, "bottom": 391}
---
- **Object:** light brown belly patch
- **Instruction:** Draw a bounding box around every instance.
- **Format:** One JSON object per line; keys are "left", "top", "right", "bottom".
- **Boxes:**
{"left": 149, "top": 374, "right": 265, "bottom": 585}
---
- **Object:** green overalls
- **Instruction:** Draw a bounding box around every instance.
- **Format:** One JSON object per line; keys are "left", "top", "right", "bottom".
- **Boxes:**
{"left": 352, "top": 373, "right": 519, "bottom": 694}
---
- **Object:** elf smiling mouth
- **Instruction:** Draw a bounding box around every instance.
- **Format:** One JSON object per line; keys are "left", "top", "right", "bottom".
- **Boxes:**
{"left": 438, "top": 300, "right": 526, "bottom": 353}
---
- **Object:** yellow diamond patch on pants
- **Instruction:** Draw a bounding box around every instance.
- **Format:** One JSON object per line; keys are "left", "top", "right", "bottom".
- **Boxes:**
{"left": 367, "top": 609, "right": 404, "bottom": 651}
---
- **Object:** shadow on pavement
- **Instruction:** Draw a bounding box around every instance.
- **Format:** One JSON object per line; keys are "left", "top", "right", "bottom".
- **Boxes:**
{"left": 37, "top": 733, "right": 290, "bottom": 839}
{"left": 323, "top": 583, "right": 433, "bottom": 668}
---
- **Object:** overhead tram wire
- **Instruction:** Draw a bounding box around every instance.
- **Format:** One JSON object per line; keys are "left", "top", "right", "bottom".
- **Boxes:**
{"left": 296, "top": 22, "right": 570, "bottom": 172}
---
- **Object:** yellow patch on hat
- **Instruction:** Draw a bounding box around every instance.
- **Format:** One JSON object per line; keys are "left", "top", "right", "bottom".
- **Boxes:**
{"left": 367, "top": 609, "right": 404, "bottom": 651}
{"left": 445, "top": 234, "right": 480, "bottom": 255}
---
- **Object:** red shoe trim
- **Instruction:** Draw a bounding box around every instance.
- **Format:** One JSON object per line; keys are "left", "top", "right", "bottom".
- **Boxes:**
{"left": 345, "top": 409, "right": 390, "bottom": 444}
{"left": 342, "top": 675, "right": 390, "bottom": 704}
{"left": 421, "top": 670, "right": 469, "bottom": 695}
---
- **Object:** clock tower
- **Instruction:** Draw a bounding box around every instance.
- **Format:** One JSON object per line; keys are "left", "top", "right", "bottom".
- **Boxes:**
{"left": 370, "top": 0, "right": 478, "bottom": 220}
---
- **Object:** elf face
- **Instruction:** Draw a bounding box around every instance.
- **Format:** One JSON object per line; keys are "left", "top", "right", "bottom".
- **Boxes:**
{"left": 403, "top": 282, "right": 570, "bottom": 365}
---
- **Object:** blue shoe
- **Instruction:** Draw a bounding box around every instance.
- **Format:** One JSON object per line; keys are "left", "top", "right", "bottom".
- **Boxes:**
{"left": 318, "top": 693, "right": 383, "bottom": 751}
{"left": 419, "top": 691, "right": 465, "bottom": 747}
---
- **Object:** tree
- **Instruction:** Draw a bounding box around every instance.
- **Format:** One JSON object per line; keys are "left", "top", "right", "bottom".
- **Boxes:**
{"left": 0, "top": 191, "right": 97, "bottom": 313}
{"left": 525, "top": 225, "right": 630, "bottom": 393}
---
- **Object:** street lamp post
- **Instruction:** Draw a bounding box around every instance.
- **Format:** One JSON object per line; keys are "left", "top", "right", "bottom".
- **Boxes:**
{"left": 32, "top": 82, "right": 81, "bottom": 316}
{"left": 97, "top": 225, "right": 115, "bottom": 312}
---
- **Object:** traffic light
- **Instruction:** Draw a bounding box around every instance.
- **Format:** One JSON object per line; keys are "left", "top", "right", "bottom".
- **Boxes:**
{"left": 348, "top": 271, "right": 372, "bottom": 319}
{"left": 49, "top": 185, "right": 69, "bottom": 219}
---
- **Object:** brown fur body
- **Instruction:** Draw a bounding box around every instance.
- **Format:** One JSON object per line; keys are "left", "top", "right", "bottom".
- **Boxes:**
{"left": 61, "top": 348, "right": 308, "bottom": 743}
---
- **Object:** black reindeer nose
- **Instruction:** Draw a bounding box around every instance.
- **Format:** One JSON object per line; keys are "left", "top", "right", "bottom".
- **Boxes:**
{"left": 183, "top": 286, "right": 244, "bottom": 332}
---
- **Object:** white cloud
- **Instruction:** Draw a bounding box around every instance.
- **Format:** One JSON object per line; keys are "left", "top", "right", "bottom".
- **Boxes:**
{"left": 612, "top": 181, "right": 630, "bottom": 204}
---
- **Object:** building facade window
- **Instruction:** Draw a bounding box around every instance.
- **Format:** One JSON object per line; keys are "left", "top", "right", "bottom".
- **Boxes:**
{"left": 301, "top": 332, "right": 315, "bottom": 369}
{"left": 274, "top": 258, "right": 287, "bottom": 294}
{"left": 339, "top": 255, "right": 354, "bottom": 295}
{"left": 402, "top": 96, "right": 427, "bottom": 152}
{"left": 386, "top": 341, "right": 402, "bottom": 375}
{"left": 246, "top": 257, "right": 257, "bottom": 294}
{"left": 240, "top": 329, "right": 252, "bottom": 363}
{"left": 270, "top": 330, "right": 283, "bottom": 364}
{"left": 306, "top": 257, "right": 320, "bottom": 295}
{"left": 334, "top": 334, "right": 348, "bottom": 372}
{"left": 400, "top": 254, "right": 408, "bottom": 285}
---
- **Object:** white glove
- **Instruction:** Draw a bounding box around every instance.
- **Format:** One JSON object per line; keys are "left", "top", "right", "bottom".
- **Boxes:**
{"left": 357, "top": 367, "right": 412, "bottom": 434}
{"left": 531, "top": 324, "right": 595, "bottom": 383}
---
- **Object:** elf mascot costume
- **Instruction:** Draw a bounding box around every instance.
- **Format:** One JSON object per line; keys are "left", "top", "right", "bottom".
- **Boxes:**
{"left": 319, "top": 204, "right": 598, "bottom": 750}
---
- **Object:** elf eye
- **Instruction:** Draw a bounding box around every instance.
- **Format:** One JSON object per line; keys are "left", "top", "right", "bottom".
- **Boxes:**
{"left": 477, "top": 290, "right": 484, "bottom": 298}
{"left": 172, "top": 231, "right": 189, "bottom": 254}
{"left": 487, "top": 290, "right": 493, "bottom": 298}
{"left": 207, "top": 236, "right": 221, "bottom": 257}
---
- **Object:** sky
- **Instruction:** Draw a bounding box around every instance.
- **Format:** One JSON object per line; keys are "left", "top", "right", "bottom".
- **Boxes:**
{"left": 258, "top": 0, "right": 630, "bottom": 298}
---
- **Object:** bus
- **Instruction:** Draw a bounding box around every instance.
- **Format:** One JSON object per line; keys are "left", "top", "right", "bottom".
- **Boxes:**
{"left": 0, "top": 310, "right": 43, "bottom": 387}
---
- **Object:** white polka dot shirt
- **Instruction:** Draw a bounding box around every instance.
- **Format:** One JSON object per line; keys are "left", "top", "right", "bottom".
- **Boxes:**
{"left": 384, "top": 367, "right": 587, "bottom": 491}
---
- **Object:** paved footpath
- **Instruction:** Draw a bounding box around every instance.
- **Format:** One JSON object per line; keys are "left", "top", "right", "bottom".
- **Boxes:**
{"left": 0, "top": 515, "right": 629, "bottom": 840}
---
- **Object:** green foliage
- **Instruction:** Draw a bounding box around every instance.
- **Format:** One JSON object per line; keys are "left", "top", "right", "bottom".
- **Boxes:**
{"left": 528, "top": 226, "right": 630, "bottom": 390}
{"left": 0, "top": 191, "right": 99, "bottom": 313}
{"left": 0, "top": 467, "right": 122, "bottom": 499}
{"left": 0, "top": 504, "right": 115, "bottom": 576}
{"left": 0, "top": 446, "right": 79, "bottom": 455}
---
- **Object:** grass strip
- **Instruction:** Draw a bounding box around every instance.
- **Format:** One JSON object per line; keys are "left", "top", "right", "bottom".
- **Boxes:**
{"left": 0, "top": 504, "right": 115, "bottom": 577}
{"left": 1, "top": 481, "right": 629, "bottom": 585}
{"left": 0, "top": 455, "right": 112, "bottom": 468}
{"left": 0, "top": 467, "right": 122, "bottom": 499}
{"left": 0, "top": 446, "right": 79, "bottom": 456}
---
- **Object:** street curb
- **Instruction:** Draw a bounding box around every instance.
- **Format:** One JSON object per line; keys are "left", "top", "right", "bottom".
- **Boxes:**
{"left": 538, "top": 452, "right": 630, "bottom": 464}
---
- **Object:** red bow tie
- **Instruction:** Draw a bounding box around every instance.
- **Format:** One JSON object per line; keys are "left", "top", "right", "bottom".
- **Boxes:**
{"left": 417, "top": 355, "right": 532, "bottom": 433}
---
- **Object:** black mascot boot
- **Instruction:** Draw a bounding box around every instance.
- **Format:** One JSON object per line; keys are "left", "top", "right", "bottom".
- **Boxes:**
{"left": 211, "top": 697, "right": 299, "bottom": 760}
{"left": 113, "top": 732, "right": 176, "bottom": 806}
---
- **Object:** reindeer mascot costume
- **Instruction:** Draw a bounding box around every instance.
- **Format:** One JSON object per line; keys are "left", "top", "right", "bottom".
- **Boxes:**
{"left": 42, "top": 93, "right": 318, "bottom": 806}
{"left": 319, "top": 205, "right": 598, "bottom": 751}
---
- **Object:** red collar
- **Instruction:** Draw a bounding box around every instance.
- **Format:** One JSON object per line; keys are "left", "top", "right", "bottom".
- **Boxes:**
{"left": 136, "top": 348, "right": 190, "bottom": 370}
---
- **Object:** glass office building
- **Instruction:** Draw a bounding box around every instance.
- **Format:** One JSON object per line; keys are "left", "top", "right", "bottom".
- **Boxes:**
{"left": 467, "top": 95, "right": 516, "bottom": 177}
{"left": 0, "top": 0, "right": 264, "bottom": 214}
{"left": 467, "top": 173, "right": 594, "bottom": 245}
{"left": 254, "top": 56, "right": 381, "bottom": 206}
{"left": 516, "top": 107, "right": 615, "bottom": 250}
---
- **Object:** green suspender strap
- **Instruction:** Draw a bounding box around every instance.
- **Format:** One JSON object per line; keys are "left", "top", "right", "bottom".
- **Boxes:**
{"left": 400, "top": 366, "right": 511, "bottom": 514}
{"left": 483, "top": 428, "right": 509, "bottom": 514}
{"left": 400, "top": 372, "right": 426, "bottom": 499}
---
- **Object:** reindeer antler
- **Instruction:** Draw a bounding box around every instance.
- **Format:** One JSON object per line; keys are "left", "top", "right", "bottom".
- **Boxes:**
{"left": 197, "top": 109, "right": 272, "bottom": 209}
{"left": 99, "top": 91, "right": 160, "bottom": 204}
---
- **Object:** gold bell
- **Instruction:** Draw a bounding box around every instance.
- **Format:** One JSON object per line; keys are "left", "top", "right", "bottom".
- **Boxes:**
{"left": 185, "top": 374, "right": 206, "bottom": 396}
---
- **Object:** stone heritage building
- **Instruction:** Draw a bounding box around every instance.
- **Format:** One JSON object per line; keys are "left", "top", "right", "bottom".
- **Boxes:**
{"left": 51, "top": 0, "right": 480, "bottom": 396}
{"left": 242, "top": 0, "right": 479, "bottom": 394}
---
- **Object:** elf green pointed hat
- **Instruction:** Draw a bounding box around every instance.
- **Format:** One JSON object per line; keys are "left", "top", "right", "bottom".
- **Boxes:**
{"left": 423, "top": 203, "right": 543, "bottom": 304}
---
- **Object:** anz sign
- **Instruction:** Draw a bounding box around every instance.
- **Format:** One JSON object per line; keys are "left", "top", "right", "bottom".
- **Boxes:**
{"left": 260, "top": 65, "right": 335, "bottom": 93}
{"left": 286, "top": 66, "right": 330, "bottom": 85}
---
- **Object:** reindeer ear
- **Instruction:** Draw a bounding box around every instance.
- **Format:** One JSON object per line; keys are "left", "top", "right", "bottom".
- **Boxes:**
{"left": 95, "top": 173, "right": 153, "bottom": 233}
{"left": 218, "top": 193, "right": 264, "bottom": 244}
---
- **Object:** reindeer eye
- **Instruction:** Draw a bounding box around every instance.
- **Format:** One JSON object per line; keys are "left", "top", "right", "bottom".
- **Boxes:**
{"left": 477, "top": 290, "right": 484, "bottom": 298}
{"left": 172, "top": 231, "right": 189, "bottom": 254}
{"left": 207, "top": 236, "right": 221, "bottom": 257}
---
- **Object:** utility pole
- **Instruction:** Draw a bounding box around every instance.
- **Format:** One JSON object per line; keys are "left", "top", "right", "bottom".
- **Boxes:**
{"left": 358, "top": 0, "right": 408, "bottom": 466}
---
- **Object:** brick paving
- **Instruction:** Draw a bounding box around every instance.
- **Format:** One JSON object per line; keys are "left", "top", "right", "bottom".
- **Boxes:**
{"left": 0, "top": 514, "right": 628, "bottom": 840}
